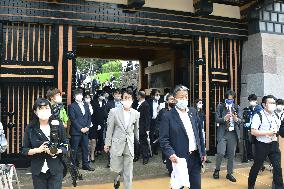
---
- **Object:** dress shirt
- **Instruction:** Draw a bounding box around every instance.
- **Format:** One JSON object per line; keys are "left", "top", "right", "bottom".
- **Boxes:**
{"left": 152, "top": 100, "right": 159, "bottom": 119}
{"left": 176, "top": 108, "right": 197, "bottom": 152}
{"left": 123, "top": 110, "right": 131, "bottom": 130}
{"left": 76, "top": 101, "right": 85, "bottom": 115}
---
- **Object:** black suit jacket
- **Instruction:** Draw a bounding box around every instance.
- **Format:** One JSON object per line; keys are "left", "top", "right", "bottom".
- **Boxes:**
{"left": 147, "top": 99, "right": 160, "bottom": 119}
{"left": 137, "top": 101, "right": 151, "bottom": 134}
{"left": 68, "top": 101, "right": 92, "bottom": 136}
{"left": 22, "top": 119, "right": 68, "bottom": 176}
{"left": 159, "top": 108, "right": 206, "bottom": 160}
{"left": 106, "top": 100, "right": 115, "bottom": 114}
{"left": 92, "top": 99, "right": 107, "bottom": 127}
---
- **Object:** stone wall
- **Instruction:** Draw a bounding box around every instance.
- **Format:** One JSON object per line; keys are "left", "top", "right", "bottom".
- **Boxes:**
{"left": 240, "top": 33, "right": 284, "bottom": 109}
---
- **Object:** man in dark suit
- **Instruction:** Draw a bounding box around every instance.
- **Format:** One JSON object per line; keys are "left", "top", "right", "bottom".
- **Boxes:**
{"left": 160, "top": 85, "right": 206, "bottom": 189}
{"left": 147, "top": 89, "right": 161, "bottom": 155}
{"left": 106, "top": 89, "right": 122, "bottom": 114}
{"left": 92, "top": 90, "right": 108, "bottom": 155}
{"left": 136, "top": 90, "right": 151, "bottom": 164}
{"left": 68, "top": 88, "right": 94, "bottom": 171}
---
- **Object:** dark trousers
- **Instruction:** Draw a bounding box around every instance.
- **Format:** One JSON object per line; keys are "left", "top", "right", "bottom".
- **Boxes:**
{"left": 242, "top": 127, "right": 254, "bottom": 161}
{"left": 32, "top": 171, "right": 63, "bottom": 189}
{"left": 71, "top": 134, "right": 89, "bottom": 167}
{"left": 187, "top": 151, "right": 202, "bottom": 189}
{"left": 248, "top": 141, "right": 283, "bottom": 189}
{"left": 150, "top": 119, "right": 159, "bottom": 154}
{"left": 138, "top": 133, "right": 150, "bottom": 159}
{"left": 96, "top": 125, "right": 105, "bottom": 152}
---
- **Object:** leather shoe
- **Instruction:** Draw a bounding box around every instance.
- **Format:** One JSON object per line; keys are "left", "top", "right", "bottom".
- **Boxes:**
{"left": 143, "top": 158, "right": 149, "bottom": 165}
{"left": 213, "top": 170, "right": 219, "bottom": 179}
{"left": 226, "top": 174, "right": 236, "bottom": 182}
{"left": 133, "top": 157, "right": 139, "bottom": 162}
{"left": 82, "top": 165, "right": 95, "bottom": 171}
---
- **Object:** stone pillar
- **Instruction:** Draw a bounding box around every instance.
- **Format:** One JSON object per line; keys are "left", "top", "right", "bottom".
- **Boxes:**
{"left": 240, "top": 33, "right": 284, "bottom": 107}
{"left": 241, "top": 32, "right": 284, "bottom": 177}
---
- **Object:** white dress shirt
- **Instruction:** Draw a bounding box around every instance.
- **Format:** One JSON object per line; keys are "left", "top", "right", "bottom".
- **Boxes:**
{"left": 176, "top": 108, "right": 197, "bottom": 152}
{"left": 251, "top": 110, "right": 281, "bottom": 143}
{"left": 152, "top": 100, "right": 159, "bottom": 119}
{"left": 123, "top": 110, "right": 131, "bottom": 130}
{"left": 76, "top": 101, "right": 85, "bottom": 115}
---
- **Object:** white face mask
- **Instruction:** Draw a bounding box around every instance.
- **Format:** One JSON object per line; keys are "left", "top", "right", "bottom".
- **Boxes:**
{"left": 85, "top": 98, "right": 91, "bottom": 103}
{"left": 249, "top": 101, "right": 257, "bottom": 107}
{"left": 37, "top": 109, "right": 52, "bottom": 121}
{"left": 75, "top": 94, "right": 83, "bottom": 102}
{"left": 121, "top": 100, "right": 133, "bottom": 109}
{"left": 155, "top": 96, "right": 160, "bottom": 101}
{"left": 54, "top": 96, "right": 62, "bottom": 104}
{"left": 99, "top": 96, "right": 105, "bottom": 101}
{"left": 267, "top": 104, "right": 277, "bottom": 112}
{"left": 176, "top": 99, "right": 188, "bottom": 110}
{"left": 197, "top": 103, "right": 203, "bottom": 109}
{"left": 276, "top": 105, "right": 283, "bottom": 111}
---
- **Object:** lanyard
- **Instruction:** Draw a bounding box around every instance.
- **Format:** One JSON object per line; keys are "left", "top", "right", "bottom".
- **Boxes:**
{"left": 263, "top": 111, "right": 278, "bottom": 131}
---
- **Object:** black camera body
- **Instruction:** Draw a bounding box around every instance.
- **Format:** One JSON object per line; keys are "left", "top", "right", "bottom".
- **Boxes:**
{"left": 51, "top": 103, "right": 64, "bottom": 121}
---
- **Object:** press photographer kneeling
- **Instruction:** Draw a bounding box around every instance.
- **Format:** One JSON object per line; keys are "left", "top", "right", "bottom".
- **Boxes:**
{"left": 22, "top": 98, "right": 68, "bottom": 189}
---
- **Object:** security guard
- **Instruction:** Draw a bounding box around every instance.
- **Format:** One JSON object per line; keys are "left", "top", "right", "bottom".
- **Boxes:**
{"left": 248, "top": 95, "right": 283, "bottom": 189}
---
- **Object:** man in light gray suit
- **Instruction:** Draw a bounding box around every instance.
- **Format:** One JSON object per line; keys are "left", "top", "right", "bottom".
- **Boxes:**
{"left": 104, "top": 89, "right": 140, "bottom": 189}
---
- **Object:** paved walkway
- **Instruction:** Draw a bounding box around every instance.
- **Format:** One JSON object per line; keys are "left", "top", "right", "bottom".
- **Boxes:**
{"left": 63, "top": 167, "right": 273, "bottom": 189}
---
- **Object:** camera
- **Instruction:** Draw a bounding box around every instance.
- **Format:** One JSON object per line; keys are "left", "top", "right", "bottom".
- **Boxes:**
{"left": 52, "top": 104, "right": 64, "bottom": 121}
{"left": 48, "top": 120, "right": 60, "bottom": 154}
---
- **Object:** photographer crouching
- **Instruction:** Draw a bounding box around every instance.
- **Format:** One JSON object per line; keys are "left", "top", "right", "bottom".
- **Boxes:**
{"left": 22, "top": 98, "right": 68, "bottom": 189}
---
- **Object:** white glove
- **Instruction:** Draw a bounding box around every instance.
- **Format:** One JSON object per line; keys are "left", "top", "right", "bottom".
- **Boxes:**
{"left": 97, "top": 125, "right": 102, "bottom": 131}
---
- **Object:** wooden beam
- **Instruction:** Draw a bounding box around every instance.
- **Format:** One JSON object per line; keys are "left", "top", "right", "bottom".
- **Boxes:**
{"left": 144, "top": 62, "right": 172, "bottom": 74}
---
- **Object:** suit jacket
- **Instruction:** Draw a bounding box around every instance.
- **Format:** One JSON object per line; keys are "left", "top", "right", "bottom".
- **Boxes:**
{"left": 215, "top": 103, "right": 242, "bottom": 141}
{"left": 137, "top": 101, "right": 151, "bottom": 134}
{"left": 106, "top": 100, "right": 115, "bottom": 114}
{"left": 159, "top": 108, "right": 206, "bottom": 161}
{"left": 147, "top": 99, "right": 160, "bottom": 119}
{"left": 92, "top": 99, "right": 107, "bottom": 127}
{"left": 22, "top": 119, "right": 68, "bottom": 176}
{"left": 105, "top": 108, "right": 140, "bottom": 157}
{"left": 68, "top": 101, "right": 92, "bottom": 136}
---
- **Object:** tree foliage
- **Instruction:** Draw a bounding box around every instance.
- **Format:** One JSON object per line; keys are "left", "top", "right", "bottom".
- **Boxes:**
{"left": 101, "top": 60, "right": 122, "bottom": 73}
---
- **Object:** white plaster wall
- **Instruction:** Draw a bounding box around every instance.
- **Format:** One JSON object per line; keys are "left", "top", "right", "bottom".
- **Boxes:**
{"left": 87, "top": 0, "right": 241, "bottom": 19}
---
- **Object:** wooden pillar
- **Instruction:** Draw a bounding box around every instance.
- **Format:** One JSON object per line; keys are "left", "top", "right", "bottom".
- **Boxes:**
{"left": 139, "top": 60, "right": 147, "bottom": 90}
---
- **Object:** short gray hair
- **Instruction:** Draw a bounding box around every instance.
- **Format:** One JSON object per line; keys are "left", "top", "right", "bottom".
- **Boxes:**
{"left": 173, "top": 85, "right": 188, "bottom": 97}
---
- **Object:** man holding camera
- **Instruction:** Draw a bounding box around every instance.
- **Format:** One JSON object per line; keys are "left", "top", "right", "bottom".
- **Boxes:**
{"left": 46, "top": 88, "right": 69, "bottom": 128}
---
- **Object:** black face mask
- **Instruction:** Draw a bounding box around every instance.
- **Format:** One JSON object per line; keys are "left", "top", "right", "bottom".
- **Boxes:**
{"left": 168, "top": 103, "right": 176, "bottom": 108}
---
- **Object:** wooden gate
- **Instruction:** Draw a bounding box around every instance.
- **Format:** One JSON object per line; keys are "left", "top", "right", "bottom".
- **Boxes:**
{"left": 0, "top": 22, "right": 75, "bottom": 154}
{"left": 190, "top": 36, "right": 242, "bottom": 151}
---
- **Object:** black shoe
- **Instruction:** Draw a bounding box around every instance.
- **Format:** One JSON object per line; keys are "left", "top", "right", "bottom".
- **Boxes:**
{"left": 153, "top": 151, "right": 158, "bottom": 155}
{"left": 226, "top": 174, "right": 236, "bottom": 182}
{"left": 133, "top": 157, "right": 139, "bottom": 162}
{"left": 114, "top": 174, "right": 121, "bottom": 189}
{"left": 205, "top": 160, "right": 211, "bottom": 163}
{"left": 106, "top": 163, "right": 110, "bottom": 168}
{"left": 213, "top": 170, "right": 219, "bottom": 179}
{"left": 143, "top": 158, "right": 149, "bottom": 165}
{"left": 82, "top": 165, "right": 95, "bottom": 171}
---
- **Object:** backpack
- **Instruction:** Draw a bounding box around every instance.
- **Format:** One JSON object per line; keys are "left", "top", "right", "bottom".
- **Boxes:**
{"left": 250, "top": 111, "right": 263, "bottom": 144}
{"left": 0, "top": 122, "right": 8, "bottom": 153}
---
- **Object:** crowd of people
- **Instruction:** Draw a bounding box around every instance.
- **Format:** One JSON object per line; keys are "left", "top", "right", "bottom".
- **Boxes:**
{"left": 17, "top": 84, "right": 284, "bottom": 189}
